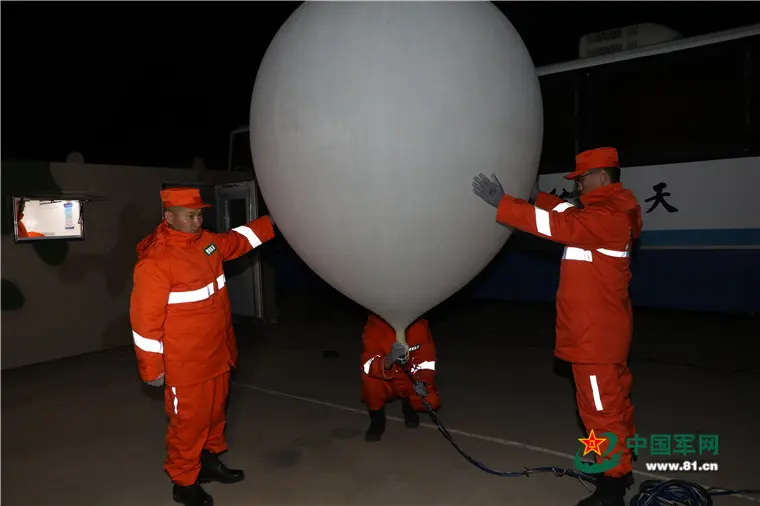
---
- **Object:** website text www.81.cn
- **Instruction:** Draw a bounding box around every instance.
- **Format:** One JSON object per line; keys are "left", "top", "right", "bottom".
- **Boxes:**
{"left": 645, "top": 460, "right": 719, "bottom": 472}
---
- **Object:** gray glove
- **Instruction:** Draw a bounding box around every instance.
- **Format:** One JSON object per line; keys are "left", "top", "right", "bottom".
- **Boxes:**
{"left": 384, "top": 342, "right": 408, "bottom": 368}
{"left": 146, "top": 373, "right": 165, "bottom": 387}
{"left": 472, "top": 173, "right": 505, "bottom": 208}
{"left": 412, "top": 380, "right": 428, "bottom": 398}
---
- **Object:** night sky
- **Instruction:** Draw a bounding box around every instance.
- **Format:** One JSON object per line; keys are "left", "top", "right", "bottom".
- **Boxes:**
{"left": 3, "top": 2, "right": 758, "bottom": 170}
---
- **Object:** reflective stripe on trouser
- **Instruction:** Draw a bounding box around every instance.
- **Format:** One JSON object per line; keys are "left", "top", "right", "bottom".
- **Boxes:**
{"left": 360, "top": 374, "right": 440, "bottom": 412}
{"left": 571, "top": 363, "right": 635, "bottom": 477}
{"left": 164, "top": 371, "right": 231, "bottom": 486}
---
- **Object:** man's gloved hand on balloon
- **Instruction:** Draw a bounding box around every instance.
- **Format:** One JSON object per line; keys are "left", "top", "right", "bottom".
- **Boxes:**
{"left": 472, "top": 173, "right": 505, "bottom": 208}
{"left": 384, "top": 342, "right": 408, "bottom": 369}
{"left": 412, "top": 380, "right": 429, "bottom": 398}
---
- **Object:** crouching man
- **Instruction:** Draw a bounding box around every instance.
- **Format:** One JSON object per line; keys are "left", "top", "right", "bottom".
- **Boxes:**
{"left": 360, "top": 313, "right": 440, "bottom": 441}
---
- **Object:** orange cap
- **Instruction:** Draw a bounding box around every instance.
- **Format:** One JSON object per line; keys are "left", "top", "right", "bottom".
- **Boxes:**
{"left": 564, "top": 147, "right": 619, "bottom": 180}
{"left": 160, "top": 188, "right": 211, "bottom": 209}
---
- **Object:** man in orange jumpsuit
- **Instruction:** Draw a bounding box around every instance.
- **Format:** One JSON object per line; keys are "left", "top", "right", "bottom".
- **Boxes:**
{"left": 472, "top": 147, "right": 642, "bottom": 506}
{"left": 130, "top": 187, "right": 275, "bottom": 506}
{"left": 360, "top": 313, "right": 440, "bottom": 441}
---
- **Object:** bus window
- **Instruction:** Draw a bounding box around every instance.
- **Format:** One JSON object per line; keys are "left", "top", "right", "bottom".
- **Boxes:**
{"left": 582, "top": 36, "right": 755, "bottom": 166}
{"left": 537, "top": 71, "right": 581, "bottom": 174}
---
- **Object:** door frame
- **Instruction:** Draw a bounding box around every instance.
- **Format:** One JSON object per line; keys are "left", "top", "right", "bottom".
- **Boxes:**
{"left": 215, "top": 180, "right": 264, "bottom": 319}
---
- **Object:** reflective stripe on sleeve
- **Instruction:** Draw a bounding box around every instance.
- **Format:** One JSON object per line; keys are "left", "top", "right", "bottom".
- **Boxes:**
{"left": 232, "top": 225, "right": 263, "bottom": 249}
{"left": 411, "top": 361, "right": 435, "bottom": 373}
{"left": 362, "top": 356, "right": 380, "bottom": 375}
{"left": 133, "top": 331, "right": 163, "bottom": 354}
{"left": 535, "top": 208, "right": 551, "bottom": 236}
{"left": 552, "top": 202, "right": 574, "bottom": 213}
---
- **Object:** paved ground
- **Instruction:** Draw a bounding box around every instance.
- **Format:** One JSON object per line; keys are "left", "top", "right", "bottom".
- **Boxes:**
{"left": 2, "top": 295, "right": 759, "bottom": 506}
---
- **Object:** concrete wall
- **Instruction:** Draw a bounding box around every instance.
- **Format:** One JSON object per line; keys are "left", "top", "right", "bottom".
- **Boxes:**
{"left": 1, "top": 160, "right": 256, "bottom": 370}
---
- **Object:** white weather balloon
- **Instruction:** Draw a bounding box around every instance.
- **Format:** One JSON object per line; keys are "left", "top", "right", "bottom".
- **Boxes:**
{"left": 250, "top": 1, "right": 542, "bottom": 342}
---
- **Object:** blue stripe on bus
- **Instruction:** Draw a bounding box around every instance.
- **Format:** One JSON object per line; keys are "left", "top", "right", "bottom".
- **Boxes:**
{"left": 640, "top": 228, "right": 760, "bottom": 247}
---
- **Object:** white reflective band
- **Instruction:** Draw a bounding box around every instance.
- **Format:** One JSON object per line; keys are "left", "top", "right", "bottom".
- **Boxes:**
{"left": 132, "top": 331, "right": 163, "bottom": 354}
{"left": 171, "top": 386, "right": 179, "bottom": 415}
{"left": 232, "top": 225, "right": 262, "bottom": 249}
{"left": 411, "top": 361, "right": 435, "bottom": 373}
{"left": 563, "top": 247, "right": 593, "bottom": 262}
{"left": 589, "top": 375, "right": 604, "bottom": 411}
{"left": 362, "top": 356, "right": 379, "bottom": 375}
{"left": 563, "top": 247, "right": 630, "bottom": 262}
{"left": 597, "top": 248, "right": 630, "bottom": 258}
{"left": 217, "top": 273, "right": 226, "bottom": 289}
{"left": 535, "top": 208, "right": 551, "bottom": 236}
{"left": 168, "top": 281, "right": 215, "bottom": 304}
{"left": 552, "top": 202, "right": 575, "bottom": 213}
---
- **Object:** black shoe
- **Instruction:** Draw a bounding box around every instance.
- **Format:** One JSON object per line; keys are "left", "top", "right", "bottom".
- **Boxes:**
{"left": 173, "top": 483, "right": 213, "bottom": 506}
{"left": 401, "top": 399, "right": 420, "bottom": 428}
{"left": 365, "top": 408, "right": 386, "bottom": 442}
{"left": 198, "top": 449, "right": 245, "bottom": 484}
{"left": 575, "top": 473, "right": 632, "bottom": 506}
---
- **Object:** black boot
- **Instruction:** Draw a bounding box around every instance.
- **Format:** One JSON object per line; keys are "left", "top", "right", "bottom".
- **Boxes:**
{"left": 401, "top": 399, "right": 420, "bottom": 428}
{"left": 173, "top": 483, "right": 213, "bottom": 506}
{"left": 365, "top": 408, "right": 386, "bottom": 442}
{"left": 575, "top": 473, "right": 632, "bottom": 506}
{"left": 198, "top": 449, "right": 245, "bottom": 484}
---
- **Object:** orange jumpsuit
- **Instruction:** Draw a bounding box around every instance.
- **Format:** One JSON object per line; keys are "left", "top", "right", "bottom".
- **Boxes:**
{"left": 494, "top": 159, "right": 642, "bottom": 478}
{"left": 360, "top": 314, "right": 440, "bottom": 412}
{"left": 130, "top": 204, "right": 275, "bottom": 486}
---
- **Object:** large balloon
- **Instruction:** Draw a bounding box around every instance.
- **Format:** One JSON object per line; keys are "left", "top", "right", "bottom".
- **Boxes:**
{"left": 250, "top": 1, "right": 542, "bottom": 341}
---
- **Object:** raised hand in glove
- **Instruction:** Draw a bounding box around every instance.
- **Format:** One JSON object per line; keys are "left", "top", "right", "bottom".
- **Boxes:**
{"left": 384, "top": 342, "right": 408, "bottom": 369}
{"left": 146, "top": 373, "right": 165, "bottom": 387}
{"left": 412, "top": 380, "right": 428, "bottom": 398}
{"left": 472, "top": 173, "right": 505, "bottom": 208}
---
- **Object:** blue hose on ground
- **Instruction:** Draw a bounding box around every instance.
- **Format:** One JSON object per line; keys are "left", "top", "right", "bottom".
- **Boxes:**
{"left": 400, "top": 367, "right": 760, "bottom": 506}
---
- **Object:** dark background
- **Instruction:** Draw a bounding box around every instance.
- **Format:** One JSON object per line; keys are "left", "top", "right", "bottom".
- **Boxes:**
{"left": 3, "top": 1, "right": 759, "bottom": 169}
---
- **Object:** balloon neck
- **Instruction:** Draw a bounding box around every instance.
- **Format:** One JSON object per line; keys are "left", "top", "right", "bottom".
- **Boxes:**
{"left": 395, "top": 329, "right": 407, "bottom": 346}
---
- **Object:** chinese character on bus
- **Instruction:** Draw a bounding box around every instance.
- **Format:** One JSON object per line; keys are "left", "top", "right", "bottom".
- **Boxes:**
{"left": 645, "top": 182, "right": 679, "bottom": 214}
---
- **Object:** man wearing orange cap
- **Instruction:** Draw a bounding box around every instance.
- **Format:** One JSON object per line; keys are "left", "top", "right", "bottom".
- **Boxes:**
{"left": 130, "top": 187, "right": 276, "bottom": 506}
{"left": 472, "top": 147, "right": 643, "bottom": 506}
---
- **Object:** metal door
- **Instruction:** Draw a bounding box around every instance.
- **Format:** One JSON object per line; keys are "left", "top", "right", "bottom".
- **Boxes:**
{"left": 215, "top": 181, "right": 264, "bottom": 319}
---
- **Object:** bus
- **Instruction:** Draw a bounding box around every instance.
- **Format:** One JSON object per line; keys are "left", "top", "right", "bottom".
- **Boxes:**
{"left": 475, "top": 24, "right": 760, "bottom": 314}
